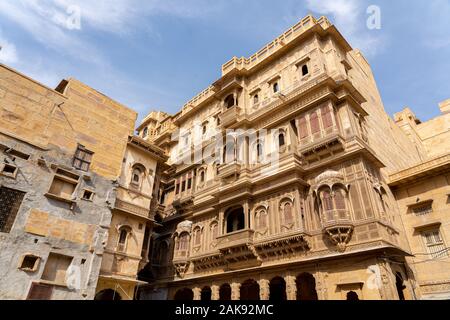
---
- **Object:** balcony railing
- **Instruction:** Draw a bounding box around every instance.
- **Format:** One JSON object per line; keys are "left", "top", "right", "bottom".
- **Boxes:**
{"left": 217, "top": 161, "right": 241, "bottom": 179}
{"left": 217, "top": 229, "right": 255, "bottom": 251}
{"left": 219, "top": 105, "right": 241, "bottom": 128}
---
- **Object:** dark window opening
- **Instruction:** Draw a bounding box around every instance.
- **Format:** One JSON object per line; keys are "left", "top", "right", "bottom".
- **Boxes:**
{"left": 187, "top": 178, "right": 192, "bottom": 190}
{"left": 94, "top": 289, "right": 122, "bottom": 301}
{"left": 2, "top": 163, "right": 17, "bottom": 175}
{"left": 302, "top": 64, "right": 309, "bottom": 76}
{"left": 174, "top": 288, "right": 193, "bottom": 301}
{"left": 270, "top": 277, "right": 287, "bottom": 301}
{"left": 296, "top": 273, "right": 318, "bottom": 301}
{"left": 278, "top": 133, "right": 285, "bottom": 147}
{"left": 73, "top": 144, "right": 94, "bottom": 172}
{"left": 224, "top": 94, "right": 236, "bottom": 109}
{"left": 143, "top": 127, "right": 148, "bottom": 138}
{"left": 82, "top": 190, "right": 94, "bottom": 201}
{"left": 226, "top": 206, "right": 245, "bottom": 233}
{"left": 273, "top": 82, "right": 279, "bottom": 93}
{"left": 240, "top": 279, "right": 260, "bottom": 301}
{"left": 20, "top": 255, "right": 39, "bottom": 270}
{"left": 219, "top": 284, "right": 231, "bottom": 301}
{"left": 200, "top": 171, "right": 205, "bottom": 183}
{"left": 0, "top": 186, "right": 25, "bottom": 233}
{"left": 346, "top": 291, "right": 359, "bottom": 300}
{"left": 181, "top": 180, "right": 186, "bottom": 192}
{"left": 253, "top": 94, "right": 259, "bottom": 105}
{"left": 201, "top": 287, "right": 212, "bottom": 301}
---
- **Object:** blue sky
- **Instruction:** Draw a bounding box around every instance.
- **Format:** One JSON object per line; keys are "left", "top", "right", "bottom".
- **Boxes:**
{"left": 0, "top": 0, "right": 449, "bottom": 123}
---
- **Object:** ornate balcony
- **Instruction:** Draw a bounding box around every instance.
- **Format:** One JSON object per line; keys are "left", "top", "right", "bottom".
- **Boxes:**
{"left": 219, "top": 105, "right": 241, "bottom": 128}
{"left": 216, "top": 229, "right": 260, "bottom": 268}
{"left": 218, "top": 161, "right": 241, "bottom": 180}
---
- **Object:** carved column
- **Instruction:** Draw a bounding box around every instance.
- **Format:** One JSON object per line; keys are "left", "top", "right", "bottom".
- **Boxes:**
{"left": 285, "top": 276, "right": 297, "bottom": 300}
{"left": 258, "top": 279, "right": 270, "bottom": 300}
{"left": 378, "top": 260, "right": 396, "bottom": 300}
{"left": 193, "top": 287, "right": 202, "bottom": 301}
{"left": 211, "top": 285, "right": 220, "bottom": 300}
{"left": 315, "top": 270, "right": 328, "bottom": 300}
{"left": 231, "top": 282, "right": 241, "bottom": 301}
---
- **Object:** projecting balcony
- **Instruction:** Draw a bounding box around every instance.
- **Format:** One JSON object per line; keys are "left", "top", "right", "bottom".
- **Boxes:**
{"left": 218, "top": 161, "right": 241, "bottom": 180}
{"left": 219, "top": 105, "right": 241, "bottom": 128}
{"left": 217, "top": 229, "right": 255, "bottom": 251}
{"left": 298, "top": 131, "right": 345, "bottom": 160}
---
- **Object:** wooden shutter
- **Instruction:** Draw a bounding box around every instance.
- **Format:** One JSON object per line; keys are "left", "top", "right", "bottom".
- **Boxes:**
{"left": 299, "top": 117, "right": 308, "bottom": 139}
{"left": 310, "top": 112, "right": 320, "bottom": 134}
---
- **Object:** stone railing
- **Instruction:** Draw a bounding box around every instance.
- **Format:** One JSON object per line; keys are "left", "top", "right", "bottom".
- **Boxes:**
{"left": 221, "top": 15, "right": 330, "bottom": 76}
{"left": 217, "top": 229, "right": 255, "bottom": 250}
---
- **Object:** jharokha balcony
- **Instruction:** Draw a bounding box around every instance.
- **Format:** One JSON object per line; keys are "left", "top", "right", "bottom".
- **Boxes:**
{"left": 216, "top": 229, "right": 260, "bottom": 269}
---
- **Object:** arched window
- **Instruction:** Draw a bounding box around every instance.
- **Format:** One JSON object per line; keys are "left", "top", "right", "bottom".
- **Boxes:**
{"left": 310, "top": 112, "right": 320, "bottom": 134}
{"left": 224, "top": 94, "right": 236, "bottom": 109}
{"left": 283, "top": 202, "right": 293, "bottom": 224}
{"left": 256, "top": 143, "right": 263, "bottom": 159}
{"left": 131, "top": 165, "right": 145, "bottom": 189}
{"left": 347, "top": 291, "right": 359, "bottom": 301}
{"left": 210, "top": 222, "right": 218, "bottom": 241}
{"left": 226, "top": 207, "right": 245, "bottom": 233}
{"left": 278, "top": 132, "right": 286, "bottom": 148}
{"left": 176, "top": 233, "right": 190, "bottom": 257}
{"left": 322, "top": 190, "right": 334, "bottom": 211}
{"left": 255, "top": 209, "right": 267, "bottom": 230}
{"left": 273, "top": 82, "right": 280, "bottom": 93}
{"left": 334, "top": 190, "right": 346, "bottom": 210}
{"left": 200, "top": 170, "right": 205, "bottom": 183}
{"left": 302, "top": 64, "right": 309, "bottom": 76}
{"left": 193, "top": 227, "right": 202, "bottom": 246}
{"left": 117, "top": 226, "right": 131, "bottom": 252}
{"left": 253, "top": 94, "right": 259, "bottom": 105}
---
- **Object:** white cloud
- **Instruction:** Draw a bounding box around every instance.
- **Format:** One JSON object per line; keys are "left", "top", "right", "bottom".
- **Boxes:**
{"left": 0, "top": 0, "right": 219, "bottom": 65}
{"left": 0, "top": 32, "right": 18, "bottom": 64}
{"left": 305, "top": 0, "right": 387, "bottom": 56}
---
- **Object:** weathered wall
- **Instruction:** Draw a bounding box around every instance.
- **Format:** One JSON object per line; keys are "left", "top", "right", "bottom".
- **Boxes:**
{"left": 0, "top": 64, "right": 137, "bottom": 180}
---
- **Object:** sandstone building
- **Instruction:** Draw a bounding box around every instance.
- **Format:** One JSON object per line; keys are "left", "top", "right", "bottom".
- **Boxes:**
{"left": 135, "top": 15, "right": 449, "bottom": 301}
{"left": 0, "top": 15, "right": 448, "bottom": 301}
{"left": 0, "top": 64, "right": 163, "bottom": 300}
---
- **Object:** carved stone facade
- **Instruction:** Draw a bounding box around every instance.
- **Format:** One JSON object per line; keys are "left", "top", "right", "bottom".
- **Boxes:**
{"left": 134, "top": 15, "right": 448, "bottom": 300}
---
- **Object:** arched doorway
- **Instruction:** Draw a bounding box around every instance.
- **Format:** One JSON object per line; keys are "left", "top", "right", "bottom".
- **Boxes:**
{"left": 219, "top": 284, "right": 231, "bottom": 301}
{"left": 201, "top": 286, "right": 212, "bottom": 301}
{"left": 269, "top": 277, "right": 286, "bottom": 301}
{"left": 395, "top": 272, "right": 406, "bottom": 300}
{"left": 240, "top": 279, "right": 260, "bottom": 300}
{"left": 174, "top": 288, "right": 194, "bottom": 301}
{"left": 94, "top": 289, "right": 122, "bottom": 300}
{"left": 346, "top": 291, "right": 359, "bottom": 300}
{"left": 296, "top": 273, "right": 318, "bottom": 300}
{"left": 226, "top": 207, "right": 245, "bottom": 233}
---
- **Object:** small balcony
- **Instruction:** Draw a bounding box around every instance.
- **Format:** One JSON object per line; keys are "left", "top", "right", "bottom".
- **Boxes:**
{"left": 218, "top": 161, "right": 241, "bottom": 180}
{"left": 219, "top": 105, "right": 241, "bottom": 128}
{"left": 217, "top": 229, "right": 254, "bottom": 251}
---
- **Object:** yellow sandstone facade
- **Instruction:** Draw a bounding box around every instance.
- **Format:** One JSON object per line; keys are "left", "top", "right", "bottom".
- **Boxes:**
{"left": 0, "top": 15, "right": 448, "bottom": 301}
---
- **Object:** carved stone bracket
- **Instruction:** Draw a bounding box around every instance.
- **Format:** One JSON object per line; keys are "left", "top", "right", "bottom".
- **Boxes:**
{"left": 324, "top": 224, "right": 354, "bottom": 252}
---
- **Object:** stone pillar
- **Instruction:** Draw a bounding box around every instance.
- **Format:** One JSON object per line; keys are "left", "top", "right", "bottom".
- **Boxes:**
{"left": 193, "top": 287, "right": 202, "bottom": 301}
{"left": 285, "top": 276, "right": 297, "bottom": 300}
{"left": 315, "top": 271, "right": 328, "bottom": 300}
{"left": 258, "top": 279, "right": 270, "bottom": 300}
{"left": 231, "top": 283, "right": 241, "bottom": 301}
{"left": 211, "top": 285, "right": 220, "bottom": 300}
